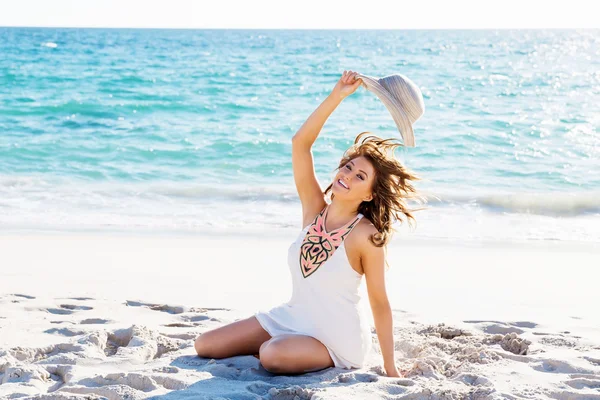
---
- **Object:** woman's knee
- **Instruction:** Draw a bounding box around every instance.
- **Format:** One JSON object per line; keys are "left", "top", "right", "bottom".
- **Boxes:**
{"left": 194, "top": 331, "right": 221, "bottom": 358}
{"left": 194, "top": 333, "right": 209, "bottom": 357}
{"left": 258, "top": 339, "right": 289, "bottom": 373}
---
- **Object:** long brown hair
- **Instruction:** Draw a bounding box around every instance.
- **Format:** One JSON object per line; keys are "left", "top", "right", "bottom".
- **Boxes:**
{"left": 324, "top": 132, "right": 428, "bottom": 249}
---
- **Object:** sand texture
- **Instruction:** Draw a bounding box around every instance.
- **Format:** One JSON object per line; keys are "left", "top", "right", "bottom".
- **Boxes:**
{"left": 1, "top": 233, "right": 599, "bottom": 399}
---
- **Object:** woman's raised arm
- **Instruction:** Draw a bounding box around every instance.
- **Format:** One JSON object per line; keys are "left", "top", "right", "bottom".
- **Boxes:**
{"left": 291, "top": 71, "right": 363, "bottom": 226}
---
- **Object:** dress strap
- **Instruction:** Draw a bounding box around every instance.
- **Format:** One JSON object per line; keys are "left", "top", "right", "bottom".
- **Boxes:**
{"left": 323, "top": 204, "right": 363, "bottom": 234}
{"left": 346, "top": 213, "right": 363, "bottom": 232}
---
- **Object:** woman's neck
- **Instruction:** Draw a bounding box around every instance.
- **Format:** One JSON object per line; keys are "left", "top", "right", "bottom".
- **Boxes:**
{"left": 327, "top": 200, "right": 360, "bottom": 228}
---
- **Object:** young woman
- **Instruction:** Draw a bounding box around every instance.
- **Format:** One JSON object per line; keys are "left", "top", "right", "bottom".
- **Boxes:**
{"left": 195, "top": 70, "right": 424, "bottom": 378}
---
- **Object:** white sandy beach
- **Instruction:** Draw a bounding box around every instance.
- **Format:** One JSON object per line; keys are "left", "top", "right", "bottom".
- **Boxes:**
{"left": 1, "top": 231, "right": 599, "bottom": 399}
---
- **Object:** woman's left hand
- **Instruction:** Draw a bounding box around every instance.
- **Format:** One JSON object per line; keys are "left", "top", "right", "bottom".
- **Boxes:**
{"left": 331, "top": 70, "right": 363, "bottom": 101}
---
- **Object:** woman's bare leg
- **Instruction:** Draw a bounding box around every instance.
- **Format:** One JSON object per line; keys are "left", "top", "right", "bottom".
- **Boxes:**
{"left": 194, "top": 316, "right": 272, "bottom": 359}
{"left": 258, "top": 334, "right": 335, "bottom": 374}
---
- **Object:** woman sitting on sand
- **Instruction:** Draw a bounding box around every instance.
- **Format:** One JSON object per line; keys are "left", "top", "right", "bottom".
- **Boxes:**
{"left": 194, "top": 70, "right": 425, "bottom": 377}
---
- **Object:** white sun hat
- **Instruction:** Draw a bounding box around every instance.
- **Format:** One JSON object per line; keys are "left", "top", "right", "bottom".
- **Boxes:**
{"left": 355, "top": 72, "right": 425, "bottom": 147}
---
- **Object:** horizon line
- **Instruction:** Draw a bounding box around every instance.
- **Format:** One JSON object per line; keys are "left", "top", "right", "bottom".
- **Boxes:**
{"left": 1, "top": 25, "right": 596, "bottom": 30}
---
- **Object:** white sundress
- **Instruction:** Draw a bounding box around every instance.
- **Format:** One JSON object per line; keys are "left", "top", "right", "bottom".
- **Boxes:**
{"left": 254, "top": 204, "right": 373, "bottom": 369}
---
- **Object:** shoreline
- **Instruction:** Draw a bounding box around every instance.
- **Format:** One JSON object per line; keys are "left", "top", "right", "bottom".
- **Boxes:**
{"left": 2, "top": 226, "right": 599, "bottom": 250}
{"left": 1, "top": 231, "right": 598, "bottom": 320}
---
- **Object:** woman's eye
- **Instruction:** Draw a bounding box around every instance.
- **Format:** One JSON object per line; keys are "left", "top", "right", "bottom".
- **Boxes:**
{"left": 345, "top": 164, "right": 351, "bottom": 170}
{"left": 358, "top": 175, "right": 364, "bottom": 181}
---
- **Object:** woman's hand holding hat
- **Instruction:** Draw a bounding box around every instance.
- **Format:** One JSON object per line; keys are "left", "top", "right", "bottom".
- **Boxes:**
{"left": 331, "top": 70, "right": 363, "bottom": 101}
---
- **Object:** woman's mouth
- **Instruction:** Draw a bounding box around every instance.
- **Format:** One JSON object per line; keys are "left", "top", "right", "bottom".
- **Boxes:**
{"left": 337, "top": 179, "right": 349, "bottom": 190}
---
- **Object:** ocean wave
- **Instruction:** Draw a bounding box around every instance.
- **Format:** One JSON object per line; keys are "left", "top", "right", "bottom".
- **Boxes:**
{"left": 1, "top": 175, "right": 598, "bottom": 242}
{"left": 1, "top": 175, "right": 598, "bottom": 217}
{"left": 423, "top": 191, "right": 600, "bottom": 216}
{"left": 0, "top": 175, "right": 298, "bottom": 203}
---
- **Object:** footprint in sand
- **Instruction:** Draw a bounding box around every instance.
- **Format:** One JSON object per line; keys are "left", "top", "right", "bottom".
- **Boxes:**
{"left": 72, "top": 370, "right": 188, "bottom": 395}
{"left": 564, "top": 377, "right": 600, "bottom": 389}
{"left": 153, "top": 366, "right": 180, "bottom": 373}
{"left": 4, "top": 293, "right": 36, "bottom": 303}
{"left": 510, "top": 321, "right": 538, "bottom": 329}
{"left": 453, "top": 373, "right": 493, "bottom": 387}
{"left": 9, "top": 340, "right": 86, "bottom": 364}
{"left": 99, "top": 325, "right": 186, "bottom": 360}
{"left": 80, "top": 318, "right": 111, "bottom": 324}
{"left": 172, "top": 354, "right": 212, "bottom": 368}
{"left": 390, "top": 378, "right": 416, "bottom": 387}
{"left": 190, "top": 307, "right": 230, "bottom": 312}
{"left": 45, "top": 304, "right": 94, "bottom": 315}
{"left": 161, "top": 332, "right": 197, "bottom": 340}
{"left": 46, "top": 308, "right": 75, "bottom": 315}
{"left": 199, "top": 360, "right": 243, "bottom": 379}
{"left": 59, "top": 304, "right": 93, "bottom": 311}
{"left": 246, "top": 382, "right": 274, "bottom": 396}
{"left": 549, "top": 391, "right": 600, "bottom": 400}
{"left": 62, "top": 384, "right": 142, "bottom": 399}
{"left": 419, "top": 323, "right": 473, "bottom": 339}
{"left": 267, "top": 386, "right": 317, "bottom": 400}
{"left": 464, "top": 320, "right": 527, "bottom": 335}
{"left": 125, "top": 300, "right": 186, "bottom": 314}
{"left": 163, "top": 323, "right": 196, "bottom": 328}
{"left": 464, "top": 320, "right": 538, "bottom": 329}
{"left": 583, "top": 356, "right": 600, "bottom": 366}
{"left": 463, "top": 319, "right": 537, "bottom": 328}
{"left": 180, "top": 315, "right": 211, "bottom": 323}
{"left": 125, "top": 301, "right": 228, "bottom": 330}
{"left": 532, "top": 359, "right": 596, "bottom": 374}
{"left": 533, "top": 331, "right": 576, "bottom": 337}
{"left": 538, "top": 336, "right": 578, "bottom": 348}
{"left": 12, "top": 294, "right": 36, "bottom": 299}
{"left": 532, "top": 330, "right": 584, "bottom": 348}
{"left": 338, "top": 372, "right": 379, "bottom": 383}
{"left": 44, "top": 327, "right": 86, "bottom": 337}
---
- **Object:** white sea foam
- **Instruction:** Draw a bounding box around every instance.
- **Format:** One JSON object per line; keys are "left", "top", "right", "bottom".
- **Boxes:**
{"left": 424, "top": 190, "right": 600, "bottom": 216}
{"left": 1, "top": 176, "right": 598, "bottom": 243}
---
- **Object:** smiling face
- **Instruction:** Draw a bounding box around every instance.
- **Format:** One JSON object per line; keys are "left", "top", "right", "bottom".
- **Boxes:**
{"left": 332, "top": 156, "right": 376, "bottom": 203}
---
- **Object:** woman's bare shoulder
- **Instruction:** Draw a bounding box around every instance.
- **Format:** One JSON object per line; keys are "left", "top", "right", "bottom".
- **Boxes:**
{"left": 349, "top": 217, "right": 380, "bottom": 249}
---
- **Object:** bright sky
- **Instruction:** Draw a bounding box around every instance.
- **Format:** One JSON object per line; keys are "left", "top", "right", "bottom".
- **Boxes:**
{"left": 0, "top": 0, "right": 597, "bottom": 29}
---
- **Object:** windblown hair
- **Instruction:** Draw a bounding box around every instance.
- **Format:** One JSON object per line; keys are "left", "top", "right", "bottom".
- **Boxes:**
{"left": 323, "top": 132, "right": 428, "bottom": 251}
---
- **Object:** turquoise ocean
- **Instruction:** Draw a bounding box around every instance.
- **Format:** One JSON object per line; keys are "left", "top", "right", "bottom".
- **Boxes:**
{"left": 1, "top": 28, "right": 599, "bottom": 242}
